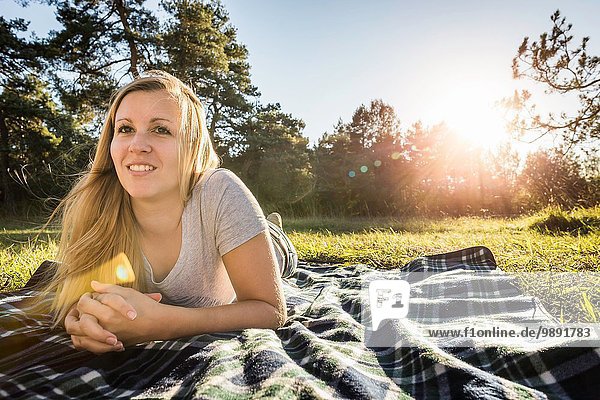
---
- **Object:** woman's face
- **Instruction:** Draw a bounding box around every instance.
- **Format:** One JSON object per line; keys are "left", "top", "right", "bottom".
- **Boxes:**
{"left": 110, "top": 90, "right": 181, "bottom": 204}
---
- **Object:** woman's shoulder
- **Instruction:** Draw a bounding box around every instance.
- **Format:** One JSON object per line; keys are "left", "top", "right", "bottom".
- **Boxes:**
{"left": 189, "top": 168, "right": 261, "bottom": 220}
{"left": 191, "top": 168, "right": 254, "bottom": 203}
{"left": 195, "top": 168, "right": 241, "bottom": 192}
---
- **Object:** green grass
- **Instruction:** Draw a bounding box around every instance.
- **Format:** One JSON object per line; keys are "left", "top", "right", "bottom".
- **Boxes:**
{"left": 1, "top": 207, "right": 598, "bottom": 321}
{"left": 527, "top": 206, "right": 600, "bottom": 235}
{"left": 0, "top": 216, "right": 57, "bottom": 291}
{"left": 286, "top": 209, "right": 600, "bottom": 273}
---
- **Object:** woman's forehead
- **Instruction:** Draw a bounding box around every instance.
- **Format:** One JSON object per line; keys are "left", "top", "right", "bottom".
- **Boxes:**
{"left": 115, "top": 90, "right": 181, "bottom": 120}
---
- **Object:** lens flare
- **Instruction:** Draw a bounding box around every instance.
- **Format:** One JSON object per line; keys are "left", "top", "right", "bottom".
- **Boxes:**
{"left": 98, "top": 252, "right": 135, "bottom": 285}
{"left": 116, "top": 264, "right": 132, "bottom": 283}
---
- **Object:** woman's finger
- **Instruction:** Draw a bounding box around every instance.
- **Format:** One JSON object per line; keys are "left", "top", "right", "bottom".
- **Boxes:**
{"left": 67, "top": 301, "right": 119, "bottom": 346}
{"left": 145, "top": 292, "right": 162, "bottom": 302}
{"left": 78, "top": 313, "right": 119, "bottom": 345}
{"left": 64, "top": 306, "right": 82, "bottom": 336}
{"left": 77, "top": 292, "right": 93, "bottom": 310}
{"left": 77, "top": 292, "right": 124, "bottom": 323}
{"left": 91, "top": 281, "right": 129, "bottom": 296}
{"left": 71, "top": 335, "right": 124, "bottom": 354}
{"left": 93, "top": 293, "right": 138, "bottom": 321}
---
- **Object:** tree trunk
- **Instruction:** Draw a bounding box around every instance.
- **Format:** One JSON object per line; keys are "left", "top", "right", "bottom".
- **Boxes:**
{"left": 115, "top": 0, "right": 140, "bottom": 78}
{"left": 208, "top": 103, "right": 220, "bottom": 138}
{"left": 0, "top": 109, "right": 15, "bottom": 211}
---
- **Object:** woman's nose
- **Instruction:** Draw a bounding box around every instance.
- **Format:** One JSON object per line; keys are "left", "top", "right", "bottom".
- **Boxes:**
{"left": 128, "top": 132, "right": 151, "bottom": 153}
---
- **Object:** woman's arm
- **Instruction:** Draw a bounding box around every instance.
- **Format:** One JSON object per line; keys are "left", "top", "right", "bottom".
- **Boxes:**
{"left": 165, "top": 228, "right": 288, "bottom": 334}
{"left": 76, "top": 231, "right": 287, "bottom": 346}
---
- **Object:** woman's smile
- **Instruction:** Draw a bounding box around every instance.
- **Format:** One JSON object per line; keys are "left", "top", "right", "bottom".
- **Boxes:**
{"left": 126, "top": 163, "right": 158, "bottom": 176}
{"left": 128, "top": 164, "right": 156, "bottom": 172}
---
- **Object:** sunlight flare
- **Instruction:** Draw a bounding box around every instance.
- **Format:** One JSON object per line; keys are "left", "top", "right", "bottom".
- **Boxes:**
{"left": 111, "top": 253, "right": 136, "bottom": 285}
{"left": 431, "top": 79, "right": 510, "bottom": 149}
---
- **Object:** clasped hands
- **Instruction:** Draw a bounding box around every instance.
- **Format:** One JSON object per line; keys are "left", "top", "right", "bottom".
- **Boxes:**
{"left": 65, "top": 281, "right": 163, "bottom": 354}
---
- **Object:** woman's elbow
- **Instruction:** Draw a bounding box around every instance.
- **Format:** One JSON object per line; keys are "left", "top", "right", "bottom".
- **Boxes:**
{"left": 266, "top": 301, "right": 287, "bottom": 330}
{"left": 275, "top": 307, "right": 287, "bottom": 329}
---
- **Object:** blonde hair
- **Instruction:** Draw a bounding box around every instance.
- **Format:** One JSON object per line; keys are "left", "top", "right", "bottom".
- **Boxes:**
{"left": 42, "top": 70, "right": 220, "bottom": 327}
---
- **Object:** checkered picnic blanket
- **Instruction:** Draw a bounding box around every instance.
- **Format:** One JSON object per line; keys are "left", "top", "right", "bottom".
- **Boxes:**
{"left": 1, "top": 246, "right": 598, "bottom": 399}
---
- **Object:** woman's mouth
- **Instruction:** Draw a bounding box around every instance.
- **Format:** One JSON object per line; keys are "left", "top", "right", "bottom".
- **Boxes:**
{"left": 128, "top": 164, "right": 156, "bottom": 172}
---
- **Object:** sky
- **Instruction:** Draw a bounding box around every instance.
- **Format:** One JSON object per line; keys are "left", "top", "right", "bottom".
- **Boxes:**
{"left": 2, "top": 0, "right": 599, "bottom": 149}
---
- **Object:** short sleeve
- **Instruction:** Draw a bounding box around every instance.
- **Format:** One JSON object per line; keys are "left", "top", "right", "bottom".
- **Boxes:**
{"left": 204, "top": 169, "right": 269, "bottom": 256}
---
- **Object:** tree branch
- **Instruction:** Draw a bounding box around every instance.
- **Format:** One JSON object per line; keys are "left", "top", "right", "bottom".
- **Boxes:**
{"left": 114, "top": 0, "right": 140, "bottom": 78}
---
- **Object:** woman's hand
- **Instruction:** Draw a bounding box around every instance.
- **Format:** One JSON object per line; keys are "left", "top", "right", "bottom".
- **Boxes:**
{"left": 65, "top": 288, "right": 162, "bottom": 354}
{"left": 65, "top": 301, "right": 124, "bottom": 354}
{"left": 75, "top": 281, "right": 166, "bottom": 347}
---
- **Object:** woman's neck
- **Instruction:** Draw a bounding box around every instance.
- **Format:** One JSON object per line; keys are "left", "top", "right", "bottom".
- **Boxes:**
{"left": 131, "top": 196, "right": 185, "bottom": 238}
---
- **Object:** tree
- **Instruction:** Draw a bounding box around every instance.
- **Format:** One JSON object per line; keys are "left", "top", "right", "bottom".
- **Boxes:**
{"left": 0, "top": 16, "right": 46, "bottom": 208}
{"left": 402, "top": 122, "right": 486, "bottom": 215}
{"left": 226, "top": 103, "right": 313, "bottom": 212}
{"left": 507, "top": 10, "right": 599, "bottom": 154}
{"left": 156, "top": 1, "right": 316, "bottom": 211}
{"left": 314, "top": 100, "right": 404, "bottom": 215}
{"left": 346, "top": 100, "right": 401, "bottom": 151}
{"left": 0, "top": 74, "right": 91, "bottom": 209}
{"left": 485, "top": 143, "right": 521, "bottom": 214}
{"left": 46, "top": 0, "right": 161, "bottom": 125}
{"left": 519, "top": 149, "right": 591, "bottom": 209}
{"left": 158, "top": 0, "right": 258, "bottom": 153}
{"left": 0, "top": 1, "right": 164, "bottom": 210}
{"left": 313, "top": 126, "right": 357, "bottom": 215}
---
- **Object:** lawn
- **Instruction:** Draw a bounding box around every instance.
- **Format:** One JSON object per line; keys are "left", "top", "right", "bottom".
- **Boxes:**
{"left": 285, "top": 209, "right": 600, "bottom": 273}
{"left": 0, "top": 216, "right": 58, "bottom": 291}
{"left": 1, "top": 207, "right": 599, "bottom": 320}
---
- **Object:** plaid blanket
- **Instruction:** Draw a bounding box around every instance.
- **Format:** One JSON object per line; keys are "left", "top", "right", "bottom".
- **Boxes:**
{"left": 1, "top": 247, "right": 598, "bottom": 399}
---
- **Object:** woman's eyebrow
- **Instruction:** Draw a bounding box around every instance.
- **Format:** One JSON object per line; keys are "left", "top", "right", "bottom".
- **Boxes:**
{"left": 115, "top": 117, "right": 173, "bottom": 123}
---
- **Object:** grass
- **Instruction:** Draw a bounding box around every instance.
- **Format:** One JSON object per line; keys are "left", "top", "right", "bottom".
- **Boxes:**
{"left": 286, "top": 209, "right": 600, "bottom": 273}
{"left": 527, "top": 206, "right": 600, "bottom": 235}
{"left": 1, "top": 207, "right": 598, "bottom": 321}
{"left": 0, "top": 216, "right": 57, "bottom": 291}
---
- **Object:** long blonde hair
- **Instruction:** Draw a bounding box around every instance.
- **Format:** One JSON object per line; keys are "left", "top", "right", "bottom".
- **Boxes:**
{"left": 43, "top": 70, "right": 220, "bottom": 327}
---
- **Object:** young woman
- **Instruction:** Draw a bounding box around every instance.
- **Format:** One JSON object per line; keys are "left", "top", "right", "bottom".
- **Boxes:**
{"left": 43, "top": 70, "right": 297, "bottom": 354}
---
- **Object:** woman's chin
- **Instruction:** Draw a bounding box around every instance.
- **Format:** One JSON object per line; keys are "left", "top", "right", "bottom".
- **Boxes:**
{"left": 125, "top": 188, "right": 179, "bottom": 203}
{"left": 126, "top": 189, "right": 158, "bottom": 200}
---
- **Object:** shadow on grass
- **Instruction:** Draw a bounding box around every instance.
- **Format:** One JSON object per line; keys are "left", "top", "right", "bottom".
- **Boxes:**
{"left": 284, "top": 215, "right": 518, "bottom": 234}
{"left": 285, "top": 217, "right": 433, "bottom": 234}
{"left": 0, "top": 216, "right": 58, "bottom": 246}
{"left": 527, "top": 206, "right": 600, "bottom": 236}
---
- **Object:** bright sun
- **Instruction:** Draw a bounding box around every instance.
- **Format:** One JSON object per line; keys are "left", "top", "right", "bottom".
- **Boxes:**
{"left": 432, "top": 80, "right": 510, "bottom": 150}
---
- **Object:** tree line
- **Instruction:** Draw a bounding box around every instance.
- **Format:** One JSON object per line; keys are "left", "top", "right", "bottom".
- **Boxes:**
{"left": 311, "top": 100, "right": 598, "bottom": 216}
{"left": 1, "top": 2, "right": 597, "bottom": 217}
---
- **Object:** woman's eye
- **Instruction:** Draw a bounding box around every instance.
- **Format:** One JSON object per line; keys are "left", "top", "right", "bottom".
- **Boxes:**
{"left": 116, "top": 125, "right": 133, "bottom": 134}
{"left": 154, "top": 126, "right": 172, "bottom": 135}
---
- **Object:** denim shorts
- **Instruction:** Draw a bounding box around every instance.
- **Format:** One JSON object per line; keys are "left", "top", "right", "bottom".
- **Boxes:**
{"left": 267, "top": 220, "right": 298, "bottom": 279}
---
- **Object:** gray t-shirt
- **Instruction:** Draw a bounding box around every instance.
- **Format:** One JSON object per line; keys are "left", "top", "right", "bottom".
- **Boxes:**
{"left": 143, "top": 168, "right": 269, "bottom": 308}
